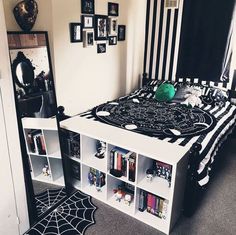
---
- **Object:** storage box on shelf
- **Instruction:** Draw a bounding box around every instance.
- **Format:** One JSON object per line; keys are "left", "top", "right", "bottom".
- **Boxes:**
{"left": 60, "top": 116, "right": 189, "bottom": 234}
{"left": 22, "top": 117, "right": 65, "bottom": 186}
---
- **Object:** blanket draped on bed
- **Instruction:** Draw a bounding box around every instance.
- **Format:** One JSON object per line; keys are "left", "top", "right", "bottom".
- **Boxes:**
{"left": 91, "top": 98, "right": 216, "bottom": 139}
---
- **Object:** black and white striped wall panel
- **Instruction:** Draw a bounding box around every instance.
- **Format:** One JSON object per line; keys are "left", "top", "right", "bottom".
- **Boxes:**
{"left": 143, "top": 0, "right": 234, "bottom": 90}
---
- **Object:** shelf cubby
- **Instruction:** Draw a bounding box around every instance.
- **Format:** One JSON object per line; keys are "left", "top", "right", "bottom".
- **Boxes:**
{"left": 137, "top": 155, "right": 171, "bottom": 199}
{"left": 135, "top": 187, "right": 169, "bottom": 230}
{"left": 30, "top": 155, "right": 52, "bottom": 182}
{"left": 81, "top": 164, "right": 107, "bottom": 201}
{"left": 107, "top": 175, "right": 135, "bottom": 215}
{"left": 81, "top": 135, "right": 107, "bottom": 172}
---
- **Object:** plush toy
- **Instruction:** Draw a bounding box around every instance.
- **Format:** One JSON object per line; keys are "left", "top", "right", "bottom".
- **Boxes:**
{"left": 181, "top": 86, "right": 202, "bottom": 108}
{"left": 155, "top": 83, "right": 176, "bottom": 102}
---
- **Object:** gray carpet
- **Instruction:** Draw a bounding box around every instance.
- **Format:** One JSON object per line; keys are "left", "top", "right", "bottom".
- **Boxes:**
{"left": 86, "top": 138, "right": 236, "bottom": 235}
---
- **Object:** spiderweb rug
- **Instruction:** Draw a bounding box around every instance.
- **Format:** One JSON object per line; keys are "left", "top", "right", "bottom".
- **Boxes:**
{"left": 25, "top": 191, "right": 97, "bottom": 235}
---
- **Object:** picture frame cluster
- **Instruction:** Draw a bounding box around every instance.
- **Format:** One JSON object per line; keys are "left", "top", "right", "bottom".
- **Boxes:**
{"left": 70, "top": 0, "right": 126, "bottom": 54}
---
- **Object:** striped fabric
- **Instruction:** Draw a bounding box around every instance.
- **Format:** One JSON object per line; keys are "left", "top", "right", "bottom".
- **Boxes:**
{"left": 143, "top": 0, "right": 235, "bottom": 90}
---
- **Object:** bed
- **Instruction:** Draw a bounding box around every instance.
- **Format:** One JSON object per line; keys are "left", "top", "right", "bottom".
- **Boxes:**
{"left": 78, "top": 76, "right": 236, "bottom": 216}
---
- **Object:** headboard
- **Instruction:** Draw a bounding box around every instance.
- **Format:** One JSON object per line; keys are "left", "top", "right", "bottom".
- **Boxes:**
{"left": 143, "top": 0, "right": 236, "bottom": 91}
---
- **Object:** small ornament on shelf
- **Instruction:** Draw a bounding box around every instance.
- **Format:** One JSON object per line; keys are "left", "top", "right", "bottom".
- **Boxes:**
{"left": 42, "top": 164, "right": 50, "bottom": 177}
{"left": 87, "top": 168, "right": 106, "bottom": 191}
{"left": 95, "top": 140, "right": 106, "bottom": 159}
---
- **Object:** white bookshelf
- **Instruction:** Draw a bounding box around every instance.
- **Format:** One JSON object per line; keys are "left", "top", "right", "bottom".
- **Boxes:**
{"left": 60, "top": 116, "right": 189, "bottom": 234}
{"left": 22, "top": 117, "right": 65, "bottom": 187}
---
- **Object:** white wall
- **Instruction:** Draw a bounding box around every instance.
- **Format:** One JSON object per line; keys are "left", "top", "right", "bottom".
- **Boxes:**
{"left": 51, "top": 0, "right": 146, "bottom": 115}
{"left": 3, "top": 0, "right": 146, "bottom": 116}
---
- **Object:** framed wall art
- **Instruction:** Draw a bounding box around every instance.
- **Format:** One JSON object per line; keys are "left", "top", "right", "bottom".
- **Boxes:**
{"left": 97, "top": 43, "right": 106, "bottom": 54}
{"left": 81, "top": 0, "right": 95, "bottom": 14}
{"left": 82, "top": 15, "right": 94, "bottom": 28}
{"left": 94, "top": 15, "right": 108, "bottom": 40}
{"left": 83, "top": 30, "right": 94, "bottom": 47}
{"left": 118, "top": 25, "right": 126, "bottom": 41}
{"left": 108, "top": 36, "right": 117, "bottom": 45}
{"left": 108, "top": 18, "right": 118, "bottom": 36}
{"left": 70, "top": 23, "right": 83, "bottom": 42}
{"left": 108, "top": 2, "right": 119, "bottom": 16}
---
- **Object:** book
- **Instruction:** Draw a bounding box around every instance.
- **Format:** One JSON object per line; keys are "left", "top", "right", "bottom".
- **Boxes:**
{"left": 154, "top": 196, "right": 160, "bottom": 217}
{"left": 147, "top": 193, "right": 152, "bottom": 213}
{"left": 110, "top": 149, "right": 115, "bottom": 170}
{"left": 128, "top": 153, "right": 136, "bottom": 182}
{"left": 162, "top": 200, "right": 168, "bottom": 220}
{"left": 40, "top": 135, "right": 47, "bottom": 155}
{"left": 150, "top": 194, "right": 156, "bottom": 215}
{"left": 117, "top": 152, "right": 122, "bottom": 171}
{"left": 138, "top": 190, "right": 147, "bottom": 212}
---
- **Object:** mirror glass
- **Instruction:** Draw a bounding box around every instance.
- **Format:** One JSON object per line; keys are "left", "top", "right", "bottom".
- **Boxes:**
{"left": 7, "top": 32, "right": 66, "bottom": 223}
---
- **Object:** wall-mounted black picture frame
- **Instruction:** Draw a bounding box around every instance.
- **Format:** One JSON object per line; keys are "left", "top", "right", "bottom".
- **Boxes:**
{"left": 81, "top": 15, "right": 94, "bottom": 28}
{"left": 83, "top": 29, "right": 94, "bottom": 47}
{"left": 94, "top": 15, "right": 108, "bottom": 40}
{"left": 97, "top": 43, "right": 106, "bottom": 54}
{"left": 108, "top": 18, "right": 118, "bottom": 36}
{"left": 109, "top": 36, "right": 117, "bottom": 45}
{"left": 108, "top": 2, "right": 119, "bottom": 16}
{"left": 118, "top": 25, "right": 126, "bottom": 41}
{"left": 81, "top": 0, "right": 95, "bottom": 14}
{"left": 70, "top": 23, "right": 83, "bottom": 42}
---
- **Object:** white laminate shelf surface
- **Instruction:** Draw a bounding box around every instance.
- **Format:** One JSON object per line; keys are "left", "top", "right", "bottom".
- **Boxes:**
{"left": 60, "top": 116, "right": 189, "bottom": 165}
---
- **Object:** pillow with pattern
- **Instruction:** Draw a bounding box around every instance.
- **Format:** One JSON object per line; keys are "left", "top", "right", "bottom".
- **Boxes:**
{"left": 201, "top": 86, "right": 229, "bottom": 107}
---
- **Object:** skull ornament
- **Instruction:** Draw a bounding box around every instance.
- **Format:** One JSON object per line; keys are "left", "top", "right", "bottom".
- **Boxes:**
{"left": 13, "top": 0, "right": 38, "bottom": 31}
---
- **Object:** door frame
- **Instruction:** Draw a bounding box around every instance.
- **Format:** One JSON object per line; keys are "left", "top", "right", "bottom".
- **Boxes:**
{"left": 0, "top": 0, "right": 29, "bottom": 234}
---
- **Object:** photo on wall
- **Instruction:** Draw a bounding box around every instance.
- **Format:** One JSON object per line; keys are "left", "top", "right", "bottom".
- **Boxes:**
{"left": 81, "top": 0, "right": 95, "bottom": 14}
{"left": 83, "top": 29, "right": 94, "bottom": 47}
{"left": 97, "top": 43, "right": 106, "bottom": 54}
{"left": 108, "top": 2, "right": 119, "bottom": 16}
{"left": 70, "top": 23, "right": 83, "bottom": 42}
{"left": 109, "top": 36, "right": 117, "bottom": 45}
{"left": 81, "top": 15, "right": 94, "bottom": 28}
{"left": 94, "top": 15, "right": 108, "bottom": 40}
{"left": 108, "top": 18, "right": 118, "bottom": 36}
{"left": 118, "top": 25, "right": 126, "bottom": 41}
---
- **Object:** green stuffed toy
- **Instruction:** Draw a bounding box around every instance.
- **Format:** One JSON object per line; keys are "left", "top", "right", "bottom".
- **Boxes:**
{"left": 155, "top": 83, "right": 175, "bottom": 102}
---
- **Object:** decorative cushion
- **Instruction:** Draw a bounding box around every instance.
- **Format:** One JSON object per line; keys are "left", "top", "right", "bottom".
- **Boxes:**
{"left": 201, "top": 87, "right": 228, "bottom": 107}
{"left": 155, "top": 83, "right": 176, "bottom": 102}
{"left": 171, "top": 85, "right": 192, "bottom": 103}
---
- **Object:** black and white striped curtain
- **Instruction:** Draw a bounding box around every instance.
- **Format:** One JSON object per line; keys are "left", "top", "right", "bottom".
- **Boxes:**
{"left": 143, "top": 0, "right": 184, "bottom": 81}
{"left": 143, "top": 0, "right": 236, "bottom": 90}
{"left": 177, "top": 0, "right": 235, "bottom": 84}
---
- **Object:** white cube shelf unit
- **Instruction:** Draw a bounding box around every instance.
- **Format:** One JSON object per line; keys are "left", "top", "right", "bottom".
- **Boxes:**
{"left": 60, "top": 116, "right": 189, "bottom": 234}
{"left": 22, "top": 117, "right": 65, "bottom": 186}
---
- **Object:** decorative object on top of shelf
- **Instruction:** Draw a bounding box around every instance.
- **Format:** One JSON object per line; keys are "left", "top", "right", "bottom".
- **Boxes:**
{"left": 83, "top": 29, "right": 94, "bottom": 48}
{"left": 81, "top": 15, "right": 94, "bottom": 28}
{"left": 94, "top": 15, "right": 108, "bottom": 40}
{"left": 108, "top": 2, "right": 119, "bottom": 16}
{"left": 97, "top": 43, "right": 106, "bottom": 54}
{"left": 81, "top": 0, "right": 95, "bottom": 14}
{"left": 13, "top": 0, "right": 38, "bottom": 31}
{"left": 95, "top": 140, "right": 106, "bottom": 159}
{"left": 70, "top": 23, "right": 83, "bottom": 43}
{"left": 118, "top": 25, "right": 126, "bottom": 41}
{"left": 108, "top": 18, "right": 118, "bottom": 36}
{"left": 108, "top": 36, "right": 117, "bottom": 45}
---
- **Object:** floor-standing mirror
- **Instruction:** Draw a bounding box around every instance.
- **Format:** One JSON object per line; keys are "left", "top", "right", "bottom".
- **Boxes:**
{"left": 7, "top": 31, "right": 67, "bottom": 224}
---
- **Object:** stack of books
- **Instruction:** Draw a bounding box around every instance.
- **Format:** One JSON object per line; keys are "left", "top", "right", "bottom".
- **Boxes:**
{"left": 88, "top": 168, "right": 106, "bottom": 190}
{"left": 66, "top": 130, "right": 80, "bottom": 159}
{"left": 110, "top": 147, "right": 136, "bottom": 182}
{"left": 27, "top": 129, "right": 46, "bottom": 155}
{"left": 70, "top": 161, "right": 81, "bottom": 181}
{"left": 138, "top": 190, "right": 168, "bottom": 220}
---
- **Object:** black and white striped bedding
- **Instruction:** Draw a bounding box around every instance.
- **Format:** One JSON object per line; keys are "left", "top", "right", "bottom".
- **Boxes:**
{"left": 81, "top": 81, "right": 236, "bottom": 187}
